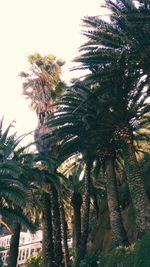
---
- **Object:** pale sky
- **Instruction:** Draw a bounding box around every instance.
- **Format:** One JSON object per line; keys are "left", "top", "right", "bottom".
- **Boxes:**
{"left": 0, "top": 0, "right": 107, "bottom": 146}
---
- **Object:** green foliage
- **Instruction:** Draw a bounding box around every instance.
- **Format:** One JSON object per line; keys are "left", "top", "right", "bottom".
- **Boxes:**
{"left": 72, "top": 252, "right": 100, "bottom": 267}
{"left": 100, "top": 244, "right": 135, "bottom": 267}
{"left": 0, "top": 119, "right": 37, "bottom": 230}
{"left": 80, "top": 253, "right": 100, "bottom": 267}
{"left": 20, "top": 52, "right": 65, "bottom": 112}
{"left": 134, "top": 232, "right": 150, "bottom": 267}
{"left": 25, "top": 253, "right": 42, "bottom": 267}
{"left": 100, "top": 232, "right": 150, "bottom": 267}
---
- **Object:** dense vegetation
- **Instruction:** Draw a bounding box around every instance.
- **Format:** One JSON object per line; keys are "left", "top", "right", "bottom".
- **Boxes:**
{"left": 0, "top": 0, "right": 150, "bottom": 266}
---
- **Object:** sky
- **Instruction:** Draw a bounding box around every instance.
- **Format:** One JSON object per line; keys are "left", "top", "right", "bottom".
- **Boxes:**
{"left": 0, "top": 0, "right": 107, "bottom": 146}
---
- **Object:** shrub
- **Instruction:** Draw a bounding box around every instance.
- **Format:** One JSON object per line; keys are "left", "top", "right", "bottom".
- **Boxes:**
{"left": 24, "top": 253, "right": 42, "bottom": 267}
{"left": 134, "top": 232, "right": 150, "bottom": 267}
{"left": 79, "top": 253, "right": 100, "bottom": 267}
{"left": 100, "top": 244, "right": 135, "bottom": 267}
{"left": 100, "top": 232, "right": 150, "bottom": 267}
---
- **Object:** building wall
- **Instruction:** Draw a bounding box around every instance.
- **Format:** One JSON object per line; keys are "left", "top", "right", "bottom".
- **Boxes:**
{"left": 0, "top": 230, "right": 42, "bottom": 266}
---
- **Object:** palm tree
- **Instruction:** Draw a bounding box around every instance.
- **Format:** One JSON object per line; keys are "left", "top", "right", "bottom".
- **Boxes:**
{"left": 7, "top": 153, "right": 41, "bottom": 267}
{"left": 49, "top": 82, "right": 129, "bottom": 245}
{"left": 20, "top": 53, "right": 65, "bottom": 266}
{"left": 0, "top": 120, "right": 37, "bottom": 267}
{"left": 20, "top": 53, "right": 65, "bottom": 116}
{"left": 98, "top": 69, "right": 150, "bottom": 238}
{"left": 0, "top": 119, "right": 35, "bottom": 223}
{"left": 34, "top": 153, "right": 63, "bottom": 267}
{"left": 47, "top": 84, "right": 130, "bottom": 267}
{"left": 72, "top": 3, "right": 150, "bottom": 237}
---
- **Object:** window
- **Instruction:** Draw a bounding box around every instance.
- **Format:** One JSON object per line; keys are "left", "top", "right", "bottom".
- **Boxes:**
{"left": 19, "top": 250, "right": 22, "bottom": 260}
{"left": 26, "top": 248, "right": 29, "bottom": 259}
{"left": 22, "top": 250, "right": 25, "bottom": 260}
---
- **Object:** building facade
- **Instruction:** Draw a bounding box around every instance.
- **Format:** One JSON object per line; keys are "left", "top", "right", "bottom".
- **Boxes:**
{"left": 0, "top": 230, "right": 42, "bottom": 266}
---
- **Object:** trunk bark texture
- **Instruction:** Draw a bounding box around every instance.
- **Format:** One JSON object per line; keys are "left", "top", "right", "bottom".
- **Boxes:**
{"left": 71, "top": 192, "right": 82, "bottom": 258}
{"left": 60, "top": 202, "right": 70, "bottom": 267}
{"left": 42, "top": 192, "right": 54, "bottom": 267}
{"left": 123, "top": 143, "right": 150, "bottom": 237}
{"left": 7, "top": 222, "right": 21, "bottom": 267}
{"left": 75, "top": 160, "right": 91, "bottom": 266}
{"left": 51, "top": 183, "right": 63, "bottom": 266}
{"left": 93, "top": 193, "right": 99, "bottom": 219}
{"left": 105, "top": 157, "right": 129, "bottom": 247}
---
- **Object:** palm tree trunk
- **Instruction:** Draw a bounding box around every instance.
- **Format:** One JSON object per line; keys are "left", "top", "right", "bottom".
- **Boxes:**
{"left": 60, "top": 202, "right": 70, "bottom": 267}
{"left": 7, "top": 222, "right": 21, "bottom": 267}
{"left": 105, "top": 157, "right": 129, "bottom": 247}
{"left": 42, "top": 192, "right": 54, "bottom": 267}
{"left": 51, "top": 183, "right": 63, "bottom": 266}
{"left": 93, "top": 193, "right": 99, "bottom": 219}
{"left": 75, "top": 160, "right": 92, "bottom": 266}
{"left": 71, "top": 192, "right": 82, "bottom": 258}
{"left": 123, "top": 143, "right": 150, "bottom": 237}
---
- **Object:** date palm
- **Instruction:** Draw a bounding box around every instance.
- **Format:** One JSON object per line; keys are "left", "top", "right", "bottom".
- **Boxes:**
{"left": 0, "top": 119, "right": 37, "bottom": 267}
{"left": 96, "top": 71, "right": 150, "bottom": 236}
{"left": 72, "top": 1, "right": 150, "bottom": 237}
{"left": 80, "top": 67, "right": 150, "bottom": 237}
{"left": 0, "top": 119, "right": 34, "bottom": 223}
{"left": 48, "top": 82, "right": 128, "bottom": 259}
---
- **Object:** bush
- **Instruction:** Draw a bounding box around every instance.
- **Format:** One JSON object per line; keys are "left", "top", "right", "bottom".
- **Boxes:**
{"left": 24, "top": 253, "right": 42, "bottom": 267}
{"left": 100, "top": 244, "right": 135, "bottom": 267}
{"left": 100, "top": 232, "right": 150, "bottom": 267}
{"left": 134, "top": 232, "right": 150, "bottom": 267}
{"left": 79, "top": 253, "right": 100, "bottom": 267}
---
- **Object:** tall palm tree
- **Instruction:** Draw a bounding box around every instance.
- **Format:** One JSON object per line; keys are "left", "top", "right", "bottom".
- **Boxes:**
{"left": 48, "top": 83, "right": 128, "bottom": 265}
{"left": 33, "top": 152, "right": 64, "bottom": 267}
{"left": 51, "top": 84, "right": 127, "bottom": 245}
{"left": 20, "top": 53, "right": 65, "bottom": 266}
{"left": 72, "top": 2, "right": 150, "bottom": 237}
